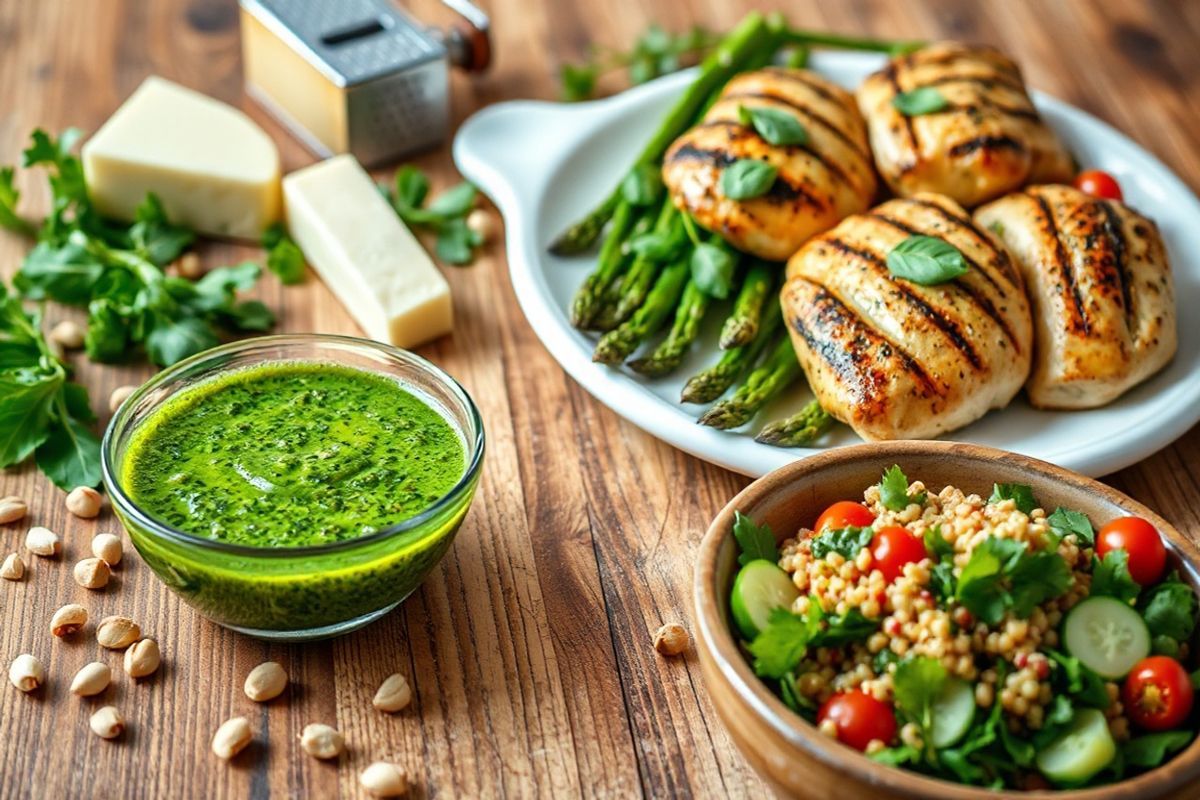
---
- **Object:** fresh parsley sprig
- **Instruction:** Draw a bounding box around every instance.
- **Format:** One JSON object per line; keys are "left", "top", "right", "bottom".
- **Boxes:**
{"left": 955, "top": 535, "right": 1073, "bottom": 625}
{"left": 385, "top": 165, "right": 483, "bottom": 266}
{"left": 560, "top": 24, "right": 720, "bottom": 102}
{"left": 878, "top": 465, "right": 925, "bottom": 511}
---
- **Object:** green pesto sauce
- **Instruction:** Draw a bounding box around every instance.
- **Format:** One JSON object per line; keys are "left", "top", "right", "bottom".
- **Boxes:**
{"left": 123, "top": 362, "right": 465, "bottom": 547}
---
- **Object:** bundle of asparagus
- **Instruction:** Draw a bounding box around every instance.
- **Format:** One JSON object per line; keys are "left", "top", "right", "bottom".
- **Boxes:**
{"left": 553, "top": 12, "right": 916, "bottom": 447}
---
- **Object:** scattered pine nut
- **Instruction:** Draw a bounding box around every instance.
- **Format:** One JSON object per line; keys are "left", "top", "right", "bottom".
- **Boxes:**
{"left": 96, "top": 615, "right": 140, "bottom": 649}
{"left": 0, "top": 553, "right": 25, "bottom": 580}
{"left": 51, "top": 603, "right": 88, "bottom": 637}
{"left": 108, "top": 385, "right": 137, "bottom": 413}
{"left": 653, "top": 623, "right": 689, "bottom": 657}
{"left": 89, "top": 706, "right": 125, "bottom": 739}
{"left": 66, "top": 486, "right": 103, "bottom": 519}
{"left": 466, "top": 208, "right": 496, "bottom": 243}
{"left": 243, "top": 661, "right": 287, "bottom": 702}
{"left": 360, "top": 762, "right": 409, "bottom": 798}
{"left": 299, "top": 723, "right": 345, "bottom": 760}
{"left": 0, "top": 496, "right": 27, "bottom": 524}
{"left": 124, "top": 638, "right": 161, "bottom": 678}
{"left": 25, "top": 527, "right": 60, "bottom": 557}
{"left": 49, "top": 320, "right": 85, "bottom": 350}
{"left": 71, "top": 662, "right": 112, "bottom": 696}
{"left": 212, "top": 716, "right": 252, "bottom": 760}
{"left": 74, "top": 557, "right": 111, "bottom": 589}
{"left": 176, "top": 252, "right": 204, "bottom": 280}
{"left": 372, "top": 672, "right": 412, "bottom": 713}
{"left": 9, "top": 654, "right": 45, "bottom": 692}
{"left": 91, "top": 533, "right": 123, "bottom": 566}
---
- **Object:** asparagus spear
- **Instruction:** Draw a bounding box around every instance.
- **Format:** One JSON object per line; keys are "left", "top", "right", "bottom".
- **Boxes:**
{"left": 627, "top": 279, "right": 710, "bottom": 376}
{"left": 570, "top": 200, "right": 637, "bottom": 329}
{"left": 781, "top": 29, "right": 923, "bottom": 55}
{"left": 681, "top": 299, "right": 783, "bottom": 404}
{"left": 755, "top": 400, "right": 834, "bottom": 447}
{"left": 548, "top": 12, "right": 781, "bottom": 255}
{"left": 698, "top": 334, "right": 802, "bottom": 429}
{"left": 593, "top": 258, "right": 690, "bottom": 365}
{"left": 719, "top": 262, "right": 775, "bottom": 349}
{"left": 611, "top": 204, "right": 682, "bottom": 324}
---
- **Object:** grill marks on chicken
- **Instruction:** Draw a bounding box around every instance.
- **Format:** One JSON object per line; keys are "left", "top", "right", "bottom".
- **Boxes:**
{"left": 975, "top": 185, "right": 1177, "bottom": 409}
{"left": 782, "top": 194, "right": 1033, "bottom": 440}
{"left": 663, "top": 68, "right": 876, "bottom": 261}
{"left": 857, "top": 42, "right": 1074, "bottom": 207}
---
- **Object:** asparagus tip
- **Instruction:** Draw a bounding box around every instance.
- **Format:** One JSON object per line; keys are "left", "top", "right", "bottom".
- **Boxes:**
{"left": 698, "top": 402, "right": 752, "bottom": 430}
{"left": 719, "top": 318, "right": 757, "bottom": 350}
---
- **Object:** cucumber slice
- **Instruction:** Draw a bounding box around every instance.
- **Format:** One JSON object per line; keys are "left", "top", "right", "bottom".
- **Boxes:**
{"left": 1036, "top": 708, "right": 1117, "bottom": 785}
{"left": 1063, "top": 595, "right": 1150, "bottom": 679}
{"left": 731, "top": 560, "right": 800, "bottom": 640}
{"left": 929, "top": 678, "right": 975, "bottom": 748}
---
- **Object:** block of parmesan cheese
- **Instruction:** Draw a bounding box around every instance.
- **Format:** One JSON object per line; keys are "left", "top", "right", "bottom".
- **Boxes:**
{"left": 283, "top": 155, "right": 452, "bottom": 349}
{"left": 82, "top": 76, "right": 281, "bottom": 240}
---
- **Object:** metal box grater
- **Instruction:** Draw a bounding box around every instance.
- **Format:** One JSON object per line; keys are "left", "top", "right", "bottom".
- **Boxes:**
{"left": 240, "top": 0, "right": 489, "bottom": 167}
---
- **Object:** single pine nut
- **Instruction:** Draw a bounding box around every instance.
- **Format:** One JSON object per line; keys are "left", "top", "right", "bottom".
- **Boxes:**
{"left": 71, "top": 662, "right": 112, "bottom": 696}
{"left": 372, "top": 673, "right": 412, "bottom": 713}
{"left": 360, "top": 762, "right": 408, "bottom": 798}
{"left": 0, "top": 496, "right": 27, "bottom": 524}
{"left": 212, "top": 716, "right": 252, "bottom": 760}
{"left": 243, "top": 661, "right": 287, "bottom": 702}
{"left": 49, "top": 319, "right": 85, "bottom": 349}
{"left": 89, "top": 706, "right": 124, "bottom": 739}
{"left": 91, "top": 533, "right": 123, "bottom": 566}
{"left": 124, "top": 638, "right": 161, "bottom": 678}
{"left": 1, "top": 553, "right": 25, "bottom": 580}
{"left": 299, "top": 723, "right": 344, "bottom": 759}
{"left": 74, "top": 557, "right": 111, "bottom": 589}
{"left": 653, "top": 623, "right": 689, "bottom": 657}
{"left": 108, "top": 385, "right": 137, "bottom": 413}
{"left": 176, "top": 252, "right": 204, "bottom": 280}
{"left": 9, "top": 654, "right": 45, "bottom": 692}
{"left": 25, "top": 526, "right": 61, "bottom": 557}
{"left": 96, "top": 615, "right": 140, "bottom": 649}
{"left": 466, "top": 209, "right": 496, "bottom": 243}
{"left": 66, "top": 486, "right": 103, "bottom": 519}
{"left": 51, "top": 603, "right": 88, "bottom": 637}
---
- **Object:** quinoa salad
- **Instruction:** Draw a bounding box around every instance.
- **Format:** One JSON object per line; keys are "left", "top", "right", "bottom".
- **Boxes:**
{"left": 729, "top": 466, "right": 1200, "bottom": 790}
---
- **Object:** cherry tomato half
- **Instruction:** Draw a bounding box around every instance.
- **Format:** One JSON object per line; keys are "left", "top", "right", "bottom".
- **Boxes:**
{"left": 871, "top": 525, "right": 927, "bottom": 583}
{"left": 1073, "top": 169, "right": 1123, "bottom": 201}
{"left": 817, "top": 691, "right": 897, "bottom": 751}
{"left": 1123, "top": 656, "right": 1194, "bottom": 731}
{"left": 814, "top": 501, "right": 876, "bottom": 534}
{"left": 1097, "top": 516, "right": 1166, "bottom": 586}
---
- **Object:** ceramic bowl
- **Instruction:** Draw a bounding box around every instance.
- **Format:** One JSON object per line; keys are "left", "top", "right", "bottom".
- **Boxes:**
{"left": 693, "top": 441, "right": 1200, "bottom": 799}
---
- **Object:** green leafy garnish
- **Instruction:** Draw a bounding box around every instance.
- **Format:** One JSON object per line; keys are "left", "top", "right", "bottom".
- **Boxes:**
{"left": 386, "top": 165, "right": 483, "bottom": 266}
{"left": 810, "top": 526, "right": 874, "bottom": 560}
{"left": 1047, "top": 507, "right": 1094, "bottom": 547}
{"left": 887, "top": 235, "right": 969, "bottom": 285}
{"left": 878, "top": 464, "right": 925, "bottom": 511}
{"left": 923, "top": 525, "right": 957, "bottom": 602}
{"left": 0, "top": 166, "right": 34, "bottom": 236}
{"left": 893, "top": 656, "right": 947, "bottom": 737}
{"left": 892, "top": 86, "right": 949, "bottom": 116}
{"left": 559, "top": 24, "right": 719, "bottom": 101}
{"left": 732, "top": 510, "right": 777, "bottom": 566}
{"left": 261, "top": 223, "right": 305, "bottom": 285}
{"left": 955, "top": 536, "right": 1071, "bottom": 625}
{"left": 619, "top": 163, "right": 663, "bottom": 206}
{"left": 627, "top": 230, "right": 683, "bottom": 262}
{"left": 689, "top": 241, "right": 736, "bottom": 299}
{"left": 737, "top": 105, "right": 808, "bottom": 146}
{"left": 1122, "top": 731, "right": 1194, "bottom": 767}
{"left": 1046, "top": 649, "right": 1110, "bottom": 709}
{"left": 1137, "top": 570, "right": 1197, "bottom": 645}
{"left": 719, "top": 159, "right": 778, "bottom": 200}
{"left": 750, "top": 605, "right": 819, "bottom": 678}
{"left": 988, "top": 483, "right": 1039, "bottom": 515}
{"left": 1091, "top": 549, "right": 1140, "bottom": 604}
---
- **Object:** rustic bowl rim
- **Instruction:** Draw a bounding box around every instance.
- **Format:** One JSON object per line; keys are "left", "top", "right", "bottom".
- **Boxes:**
{"left": 693, "top": 440, "right": 1200, "bottom": 800}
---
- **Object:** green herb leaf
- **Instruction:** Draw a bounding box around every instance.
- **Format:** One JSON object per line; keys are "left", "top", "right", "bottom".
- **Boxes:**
{"left": 1047, "top": 507, "right": 1095, "bottom": 547}
{"left": 811, "top": 607, "right": 880, "bottom": 644}
{"left": 887, "top": 235, "right": 969, "bottom": 286}
{"left": 869, "top": 745, "right": 922, "bottom": 767}
{"left": 1151, "top": 634, "right": 1180, "bottom": 657}
{"left": 955, "top": 536, "right": 1026, "bottom": 625}
{"left": 892, "top": 87, "right": 949, "bottom": 116}
{"left": 560, "top": 63, "right": 599, "bottom": 102}
{"left": 428, "top": 182, "right": 478, "bottom": 218}
{"left": 130, "top": 193, "right": 194, "bottom": 266}
{"left": 732, "top": 510, "right": 777, "bottom": 566}
{"left": 750, "top": 605, "right": 820, "bottom": 679}
{"left": 719, "top": 159, "right": 778, "bottom": 200}
{"left": 223, "top": 300, "right": 275, "bottom": 332}
{"left": 690, "top": 242, "right": 736, "bottom": 299}
{"left": 261, "top": 223, "right": 305, "bottom": 285}
{"left": 1137, "top": 571, "right": 1197, "bottom": 642}
{"left": 1091, "top": 550, "right": 1140, "bottom": 604}
{"left": 924, "top": 524, "right": 954, "bottom": 560}
{"left": 1008, "top": 549, "right": 1073, "bottom": 618}
{"left": 0, "top": 166, "right": 33, "bottom": 236}
{"left": 35, "top": 415, "right": 102, "bottom": 491}
{"left": 737, "top": 105, "right": 808, "bottom": 147}
{"left": 394, "top": 165, "right": 430, "bottom": 209}
{"left": 15, "top": 237, "right": 106, "bottom": 303}
{"left": 1047, "top": 650, "right": 1110, "bottom": 709}
{"left": 925, "top": 525, "right": 957, "bottom": 601}
{"left": 145, "top": 315, "right": 220, "bottom": 367}
{"left": 989, "top": 483, "right": 1039, "bottom": 515}
{"left": 627, "top": 231, "right": 683, "bottom": 262}
{"left": 879, "top": 464, "right": 924, "bottom": 511}
{"left": 893, "top": 656, "right": 947, "bottom": 733}
{"left": 619, "top": 164, "right": 663, "bottom": 206}
{"left": 1123, "top": 731, "right": 1194, "bottom": 767}
{"left": 0, "top": 368, "right": 62, "bottom": 467}
{"left": 434, "top": 217, "right": 478, "bottom": 265}
{"left": 810, "top": 526, "right": 875, "bottom": 560}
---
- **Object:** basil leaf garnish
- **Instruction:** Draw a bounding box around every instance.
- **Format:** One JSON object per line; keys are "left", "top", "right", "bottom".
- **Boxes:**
{"left": 887, "top": 235, "right": 969, "bottom": 285}
{"left": 892, "top": 87, "right": 950, "bottom": 116}
{"left": 737, "top": 105, "right": 808, "bottom": 147}
{"left": 719, "top": 159, "right": 778, "bottom": 200}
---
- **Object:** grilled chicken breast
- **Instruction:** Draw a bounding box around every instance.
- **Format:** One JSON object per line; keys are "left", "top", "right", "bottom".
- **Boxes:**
{"left": 856, "top": 43, "right": 1073, "bottom": 207}
{"left": 975, "top": 185, "right": 1176, "bottom": 409}
{"left": 781, "top": 193, "right": 1033, "bottom": 440}
{"left": 662, "top": 68, "right": 877, "bottom": 261}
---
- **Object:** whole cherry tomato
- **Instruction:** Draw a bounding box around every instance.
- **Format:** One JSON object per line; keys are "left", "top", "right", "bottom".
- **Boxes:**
{"left": 870, "top": 525, "right": 927, "bottom": 582}
{"left": 817, "top": 691, "right": 897, "bottom": 751}
{"left": 1073, "top": 169, "right": 1123, "bottom": 201}
{"left": 814, "top": 501, "right": 876, "bottom": 534}
{"left": 1097, "top": 516, "right": 1166, "bottom": 586}
{"left": 1123, "top": 656, "right": 1194, "bottom": 731}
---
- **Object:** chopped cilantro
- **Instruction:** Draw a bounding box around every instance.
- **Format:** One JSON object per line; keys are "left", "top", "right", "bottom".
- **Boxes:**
{"left": 879, "top": 465, "right": 924, "bottom": 511}
{"left": 810, "top": 526, "right": 874, "bottom": 560}
{"left": 732, "top": 511, "right": 778, "bottom": 567}
{"left": 988, "top": 483, "right": 1038, "bottom": 515}
{"left": 1091, "top": 550, "right": 1140, "bottom": 604}
{"left": 955, "top": 536, "right": 1070, "bottom": 625}
{"left": 1137, "top": 570, "right": 1197, "bottom": 642}
{"left": 1047, "top": 507, "right": 1095, "bottom": 547}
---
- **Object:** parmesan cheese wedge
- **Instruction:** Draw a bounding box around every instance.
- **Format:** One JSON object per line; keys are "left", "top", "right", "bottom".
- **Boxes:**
{"left": 283, "top": 155, "right": 452, "bottom": 349}
{"left": 82, "top": 76, "right": 281, "bottom": 240}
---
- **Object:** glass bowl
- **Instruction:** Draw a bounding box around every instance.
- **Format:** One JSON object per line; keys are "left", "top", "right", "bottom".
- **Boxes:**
{"left": 102, "top": 334, "right": 485, "bottom": 641}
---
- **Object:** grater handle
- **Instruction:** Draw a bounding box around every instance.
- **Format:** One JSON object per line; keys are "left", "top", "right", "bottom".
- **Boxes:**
{"left": 441, "top": 0, "right": 491, "bottom": 72}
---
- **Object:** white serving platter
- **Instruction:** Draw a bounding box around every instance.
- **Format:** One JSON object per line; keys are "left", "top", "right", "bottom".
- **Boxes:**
{"left": 453, "top": 50, "right": 1200, "bottom": 478}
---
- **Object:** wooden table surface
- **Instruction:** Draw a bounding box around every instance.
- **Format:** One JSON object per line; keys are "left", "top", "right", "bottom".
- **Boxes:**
{"left": 2, "top": 0, "right": 1199, "bottom": 797}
